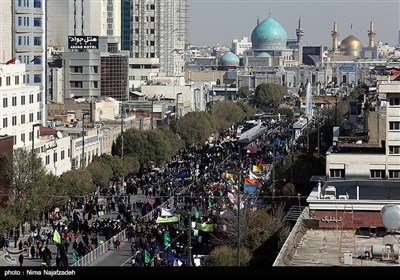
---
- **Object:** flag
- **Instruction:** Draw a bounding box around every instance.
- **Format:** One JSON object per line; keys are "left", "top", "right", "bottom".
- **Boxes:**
{"left": 6, "top": 57, "right": 16, "bottom": 65}
{"left": 244, "top": 184, "right": 258, "bottom": 195}
{"left": 225, "top": 172, "right": 235, "bottom": 181}
{"left": 161, "top": 208, "right": 176, "bottom": 217}
{"left": 167, "top": 250, "right": 188, "bottom": 262}
{"left": 207, "top": 198, "right": 212, "bottom": 209}
{"left": 249, "top": 170, "right": 260, "bottom": 179}
{"left": 156, "top": 214, "right": 180, "bottom": 224}
{"left": 252, "top": 165, "right": 261, "bottom": 173}
{"left": 244, "top": 178, "right": 258, "bottom": 185}
{"left": 53, "top": 230, "right": 61, "bottom": 244}
{"left": 194, "top": 207, "right": 199, "bottom": 220}
{"left": 147, "top": 197, "right": 153, "bottom": 205}
{"left": 96, "top": 233, "right": 100, "bottom": 248}
{"left": 72, "top": 249, "right": 78, "bottom": 262}
{"left": 196, "top": 223, "right": 214, "bottom": 232}
{"left": 164, "top": 232, "right": 170, "bottom": 247}
{"left": 144, "top": 249, "right": 151, "bottom": 263}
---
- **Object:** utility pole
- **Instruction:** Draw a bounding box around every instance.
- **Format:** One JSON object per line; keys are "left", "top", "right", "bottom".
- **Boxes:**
{"left": 272, "top": 145, "right": 276, "bottom": 199}
{"left": 120, "top": 104, "right": 124, "bottom": 161}
{"left": 188, "top": 209, "right": 192, "bottom": 266}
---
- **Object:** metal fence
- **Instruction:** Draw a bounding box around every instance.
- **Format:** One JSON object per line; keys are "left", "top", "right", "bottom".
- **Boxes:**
{"left": 71, "top": 196, "right": 175, "bottom": 266}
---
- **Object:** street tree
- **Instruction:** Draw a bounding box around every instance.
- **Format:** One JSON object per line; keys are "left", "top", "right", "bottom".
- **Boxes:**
{"left": 87, "top": 159, "right": 113, "bottom": 187}
{"left": 212, "top": 100, "right": 247, "bottom": 130}
{"left": 204, "top": 245, "right": 251, "bottom": 266}
{"left": 253, "top": 83, "right": 286, "bottom": 110}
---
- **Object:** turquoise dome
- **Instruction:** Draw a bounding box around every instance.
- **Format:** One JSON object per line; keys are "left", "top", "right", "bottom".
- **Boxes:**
{"left": 257, "top": 52, "right": 271, "bottom": 58}
{"left": 219, "top": 51, "right": 240, "bottom": 66}
{"left": 251, "top": 17, "right": 287, "bottom": 50}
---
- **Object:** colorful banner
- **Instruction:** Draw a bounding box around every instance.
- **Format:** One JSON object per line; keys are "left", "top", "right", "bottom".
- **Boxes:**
{"left": 196, "top": 223, "right": 214, "bottom": 232}
{"left": 156, "top": 214, "right": 180, "bottom": 224}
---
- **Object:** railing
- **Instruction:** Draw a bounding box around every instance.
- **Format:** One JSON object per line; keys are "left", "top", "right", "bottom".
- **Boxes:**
{"left": 71, "top": 196, "right": 175, "bottom": 267}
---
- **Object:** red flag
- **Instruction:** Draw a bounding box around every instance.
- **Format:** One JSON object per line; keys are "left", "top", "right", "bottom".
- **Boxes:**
{"left": 147, "top": 197, "right": 152, "bottom": 205}
{"left": 6, "top": 57, "right": 16, "bottom": 65}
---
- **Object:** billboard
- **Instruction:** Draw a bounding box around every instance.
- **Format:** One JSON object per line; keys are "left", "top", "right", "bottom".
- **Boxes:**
{"left": 68, "top": 36, "right": 99, "bottom": 50}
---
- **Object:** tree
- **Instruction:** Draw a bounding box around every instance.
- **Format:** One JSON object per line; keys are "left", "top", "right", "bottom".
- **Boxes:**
{"left": 238, "top": 86, "right": 251, "bottom": 99}
{"left": 87, "top": 160, "right": 113, "bottom": 187}
{"left": 59, "top": 169, "right": 94, "bottom": 197}
{"left": 122, "top": 155, "right": 140, "bottom": 175}
{"left": 0, "top": 148, "right": 48, "bottom": 222}
{"left": 177, "top": 112, "right": 215, "bottom": 146}
{"left": 211, "top": 202, "right": 285, "bottom": 253}
{"left": 96, "top": 154, "right": 127, "bottom": 179}
{"left": 253, "top": 83, "right": 286, "bottom": 110}
{"left": 204, "top": 245, "right": 251, "bottom": 266}
{"left": 0, "top": 208, "right": 19, "bottom": 237}
{"left": 212, "top": 101, "right": 247, "bottom": 130}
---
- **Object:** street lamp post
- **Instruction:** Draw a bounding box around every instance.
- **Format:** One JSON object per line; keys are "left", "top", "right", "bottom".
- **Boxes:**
{"left": 120, "top": 103, "right": 125, "bottom": 160}
{"left": 81, "top": 112, "right": 89, "bottom": 170}
{"left": 151, "top": 99, "right": 154, "bottom": 130}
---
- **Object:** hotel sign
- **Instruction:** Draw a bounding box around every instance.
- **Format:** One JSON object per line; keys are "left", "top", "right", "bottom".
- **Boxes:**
{"left": 68, "top": 36, "right": 99, "bottom": 50}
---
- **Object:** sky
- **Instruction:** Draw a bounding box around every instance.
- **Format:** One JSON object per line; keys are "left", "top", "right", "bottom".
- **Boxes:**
{"left": 188, "top": 0, "right": 400, "bottom": 48}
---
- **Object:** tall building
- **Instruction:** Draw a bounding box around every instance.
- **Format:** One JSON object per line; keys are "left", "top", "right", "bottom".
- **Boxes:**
{"left": 121, "top": 0, "right": 188, "bottom": 78}
{"left": 47, "top": 0, "right": 121, "bottom": 50}
{"left": 0, "top": 0, "right": 12, "bottom": 63}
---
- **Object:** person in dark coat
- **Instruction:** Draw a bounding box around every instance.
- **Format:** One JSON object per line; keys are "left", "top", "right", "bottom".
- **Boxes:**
{"left": 18, "top": 253, "right": 24, "bottom": 267}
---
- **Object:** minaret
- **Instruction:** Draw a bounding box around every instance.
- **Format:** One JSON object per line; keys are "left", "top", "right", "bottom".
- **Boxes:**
{"left": 368, "top": 19, "right": 376, "bottom": 48}
{"left": 257, "top": 16, "right": 260, "bottom": 25}
{"left": 296, "top": 17, "right": 304, "bottom": 65}
{"left": 331, "top": 20, "right": 339, "bottom": 51}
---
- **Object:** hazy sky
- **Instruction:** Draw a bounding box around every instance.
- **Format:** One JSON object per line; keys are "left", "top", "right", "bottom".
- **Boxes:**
{"left": 188, "top": 0, "right": 399, "bottom": 48}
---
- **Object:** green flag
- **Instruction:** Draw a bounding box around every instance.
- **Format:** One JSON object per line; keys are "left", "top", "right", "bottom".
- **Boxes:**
{"left": 178, "top": 221, "right": 183, "bottom": 231}
{"left": 72, "top": 249, "right": 78, "bottom": 262}
{"left": 196, "top": 223, "right": 214, "bottom": 232}
{"left": 137, "top": 207, "right": 142, "bottom": 217}
{"left": 144, "top": 249, "right": 151, "bottom": 264}
{"left": 194, "top": 207, "right": 199, "bottom": 220}
{"left": 53, "top": 230, "right": 61, "bottom": 244}
{"left": 219, "top": 188, "right": 223, "bottom": 197}
{"left": 164, "top": 232, "right": 170, "bottom": 247}
{"left": 96, "top": 233, "right": 100, "bottom": 248}
{"left": 156, "top": 214, "right": 180, "bottom": 224}
{"left": 207, "top": 198, "right": 212, "bottom": 209}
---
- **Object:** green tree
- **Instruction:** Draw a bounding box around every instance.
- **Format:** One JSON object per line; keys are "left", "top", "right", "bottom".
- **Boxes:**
{"left": 177, "top": 112, "right": 215, "bottom": 146}
{"left": 123, "top": 155, "right": 140, "bottom": 175}
{"left": 87, "top": 160, "right": 113, "bottom": 187}
{"left": 212, "top": 101, "right": 247, "bottom": 130}
{"left": 238, "top": 86, "right": 251, "bottom": 99}
{"left": 0, "top": 209, "right": 19, "bottom": 237}
{"left": 96, "top": 154, "right": 127, "bottom": 179}
{"left": 204, "top": 245, "right": 251, "bottom": 266}
{"left": 59, "top": 169, "right": 94, "bottom": 197}
{"left": 253, "top": 83, "right": 286, "bottom": 110}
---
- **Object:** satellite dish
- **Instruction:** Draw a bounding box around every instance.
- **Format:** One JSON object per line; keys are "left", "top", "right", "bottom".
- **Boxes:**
{"left": 56, "top": 131, "right": 63, "bottom": 139}
{"left": 381, "top": 204, "right": 400, "bottom": 231}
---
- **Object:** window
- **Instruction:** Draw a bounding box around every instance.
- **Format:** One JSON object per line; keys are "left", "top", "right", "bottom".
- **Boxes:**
{"left": 6, "top": 77, "right": 11, "bottom": 86}
{"left": 92, "top": 81, "right": 98, "bottom": 88}
{"left": 29, "top": 94, "right": 34, "bottom": 104}
{"left": 29, "top": 131, "right": 33, "bottom": 141}
{"left": 389, "top": 146, "right": 400, "bottom": 155}
{"left": 61, "top": 150, "right": 65, "bottom": 160}
{"left": 33, "top": 56, "right": 41, "bottom": 65}
{"left": 29, "top": 113, "right": 34, "bottom": 122}
{"left": 70, "top": 81, "right": 83, "bottom": 88}
{"left": 141, "top": 76, "right": 147, "bottom": 81}
{"left": 92, "top": 66, "right": 98, "bottom": 73}
{"left": 71, "top": 66, "right": 83, "bottom": 73}
{"left": 12, "top": 97, "right": 17, "bottom": 106}
{"left": 37, "top": 93, "right": 41, "bottom": 102}
{"left": 37, "top": 111, "right": 41, "bottom": 121}
{"left": 150, "top": 41, "right": 155, "bottom": 46}
{"left": 389, "top": 170, "right": 400, "bottom": 179}
{"left": 34, "top": 0, "right": 41, "bottom": 8}
{"left": 18, "top": 36, "right": 22, "bottom": 46}
{"left": 21, "top": 95, "right": 25, "bottom": 105}
{"left": 33, "top": 18, "right": 41, "bottom": 27}
{"left": 150, "top": 4, "right": 155, "bottom": 10}
{"left": 370, "top": 170, "right": 385, "bottom": 179}
{"left": 18, "top": 17, "right": 22, "bottom": 26}
{"left": 21, "top": 133, "right": 25, "bottom": 144}
{"left": 12, "top": 116, "right": 17, "bottom": 126}
{"left": 33, "top": 37, "right": 42, "bottom": 46}
{"left": 15, "top": 75, "right": 19, "bottom": 85}
{"left": 53, "top": 152, "right": 57, "bottom": 163}
{"left": 46, "top": 155, "right": 50, "bottom": 165}
{"left": 0, "top": 77, "right": 2, "bottom": 86}
{"left": 135, "top": 16, "right": 139, "bottom": 22}
{"left": 330, "top": 169, "right": 345, "bottom": 178}
{"left": 3, "top": 118, "right": 8, "bottom": 128}
{"left": 389, "top": 122, "right": 400, "bottom": 131}
{"left": 3, "top": 98, "right": 7, "bottom": 108}
{"left": 150, "top": 17, "right": 155, "bottom": 22}
{"left": 33, "top": 74, "right": 41, "bottom": 83}
{"left": 150, "top": 29, "right": 154, "bottom": 34}
{"left": 21, "top": 114, "right": 25, "bottom": 124}
{"left": 389, "top": 97, "right": 400, "bottom": 106}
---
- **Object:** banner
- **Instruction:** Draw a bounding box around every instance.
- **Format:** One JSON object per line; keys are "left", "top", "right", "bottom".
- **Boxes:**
{"left": 196, "top": 223, "right": 214, "bottom": 232}
{"left": 249, "top": 170, "right": 260, "bottom": 179}
{"left": 156, "top": 214, "right": 180, "bottom": 224}
{"left": 53, "top": 230, "right": 61, "bottom": 244}
{"left": 161, "top": 208, "right": 176, "bottom": 217}
{"left": 244, "top": 178, "right": 258, "bottom": 185}
{"left": 244, "top": 184, "right": 258, "bottom": 195}
{"left": 167, "top": 250, "right": 189, "bottom": 262}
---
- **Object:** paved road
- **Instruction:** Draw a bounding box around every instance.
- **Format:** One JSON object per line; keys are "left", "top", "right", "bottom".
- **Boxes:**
{"left": 0, "top": 192, "right": 147, "bottom": 267}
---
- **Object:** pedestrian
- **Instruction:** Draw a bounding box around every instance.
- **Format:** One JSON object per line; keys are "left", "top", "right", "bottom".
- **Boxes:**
{"left": 18, "top": 253, "right": 24, "bottom": 267}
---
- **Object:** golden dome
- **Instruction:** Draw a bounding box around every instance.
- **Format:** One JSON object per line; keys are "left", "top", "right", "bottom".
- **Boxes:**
{"left": 339, "top": 35, "right": 362, "bottom": 57}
